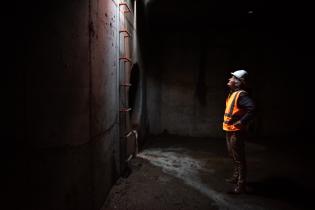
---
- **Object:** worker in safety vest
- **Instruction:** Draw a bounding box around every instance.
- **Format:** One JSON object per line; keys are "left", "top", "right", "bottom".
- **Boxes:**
{"left": 223, "top": 69, "right": 255, "bottom": 194}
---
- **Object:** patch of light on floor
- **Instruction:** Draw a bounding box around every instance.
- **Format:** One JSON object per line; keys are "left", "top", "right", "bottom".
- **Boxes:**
{"left": 138, "top": 147, "right": 265, "bottom": 210}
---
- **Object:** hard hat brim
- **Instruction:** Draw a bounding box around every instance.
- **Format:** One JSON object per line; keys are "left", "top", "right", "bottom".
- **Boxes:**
{"left": 231, "top": 72, "right": 245, "bottom": 82}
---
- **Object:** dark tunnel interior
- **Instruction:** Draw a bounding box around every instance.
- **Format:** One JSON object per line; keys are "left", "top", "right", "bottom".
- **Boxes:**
{"left": 7, "top": 0, "right": 315, "bottom": 209}
{"left": 143, "top": 0, "right": 312, "bottom": 138}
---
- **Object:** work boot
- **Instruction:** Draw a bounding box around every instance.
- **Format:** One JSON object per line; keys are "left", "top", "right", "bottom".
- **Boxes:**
{"left": 225, "top": 167, "right": 238, "bottom": 184}
{"left": 228, "top": 182, "right": 246, "bottom": 195}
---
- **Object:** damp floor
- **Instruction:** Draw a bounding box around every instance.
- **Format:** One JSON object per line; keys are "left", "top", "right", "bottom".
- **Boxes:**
{"left": 102, "top": 135, "right": 314, "bottom": 210}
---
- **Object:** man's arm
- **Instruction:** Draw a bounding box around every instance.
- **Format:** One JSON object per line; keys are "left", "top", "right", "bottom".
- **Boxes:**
{"left": 237, "top": 92, "right": 255, "bottom": 125}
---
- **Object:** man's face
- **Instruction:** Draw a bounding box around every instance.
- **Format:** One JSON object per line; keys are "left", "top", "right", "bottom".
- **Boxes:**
{"left": 227, "top": 76, "right": 239, "bottom": 89}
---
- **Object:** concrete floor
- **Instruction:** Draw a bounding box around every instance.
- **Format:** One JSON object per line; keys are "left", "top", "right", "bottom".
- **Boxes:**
{"left": 102, "top": 135, "right": 314, "bottom": 210}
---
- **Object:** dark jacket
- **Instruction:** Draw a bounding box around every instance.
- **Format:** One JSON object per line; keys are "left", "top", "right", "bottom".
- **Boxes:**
{"left": 229, "top": 89, "right": 255, "bottom": 125}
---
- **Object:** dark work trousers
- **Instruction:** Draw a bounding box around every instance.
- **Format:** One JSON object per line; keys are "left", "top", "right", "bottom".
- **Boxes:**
{"left": 226, "top": 131, "right": 247, "bottom": 185}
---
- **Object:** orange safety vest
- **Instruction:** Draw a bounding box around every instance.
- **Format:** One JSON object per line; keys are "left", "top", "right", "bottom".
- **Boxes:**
{"left": 223, "top": 90, "right": 246, "bottom": 131}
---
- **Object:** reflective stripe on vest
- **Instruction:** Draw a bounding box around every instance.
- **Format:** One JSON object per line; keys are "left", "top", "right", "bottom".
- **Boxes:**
{"left": 223, "top": 90, "right": 245, "bottom": 131}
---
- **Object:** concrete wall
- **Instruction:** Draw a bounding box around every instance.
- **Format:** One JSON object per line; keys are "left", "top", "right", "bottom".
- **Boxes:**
{"left": 14, "top": 0, "right": 132, "bottom": 209}
{"left": 146, "top": 31, "right": 227, "bottom": 137}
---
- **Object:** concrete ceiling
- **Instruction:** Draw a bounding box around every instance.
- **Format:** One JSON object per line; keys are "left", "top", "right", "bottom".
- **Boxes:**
{"left": 145, "top": 0, "right": 306, "bottom": 27}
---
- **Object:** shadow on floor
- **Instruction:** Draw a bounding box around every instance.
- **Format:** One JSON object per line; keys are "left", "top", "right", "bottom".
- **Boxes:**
{"left": 247, "top": 176, "right": 313, "bottom": 209}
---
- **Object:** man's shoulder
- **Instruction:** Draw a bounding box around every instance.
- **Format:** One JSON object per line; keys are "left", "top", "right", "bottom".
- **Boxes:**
{"left": 238, "top": 90, "right": 248, "bottom": 96}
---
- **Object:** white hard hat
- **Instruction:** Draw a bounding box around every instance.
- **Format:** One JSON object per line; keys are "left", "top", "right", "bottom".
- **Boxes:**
{"left": 231, "top": 70, "right": 248, "bottom": 81}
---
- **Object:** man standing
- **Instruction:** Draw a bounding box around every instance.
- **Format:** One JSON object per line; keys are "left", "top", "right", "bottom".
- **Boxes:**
{"left": 223, "top": 70, "right": 255, "bottom": 194}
